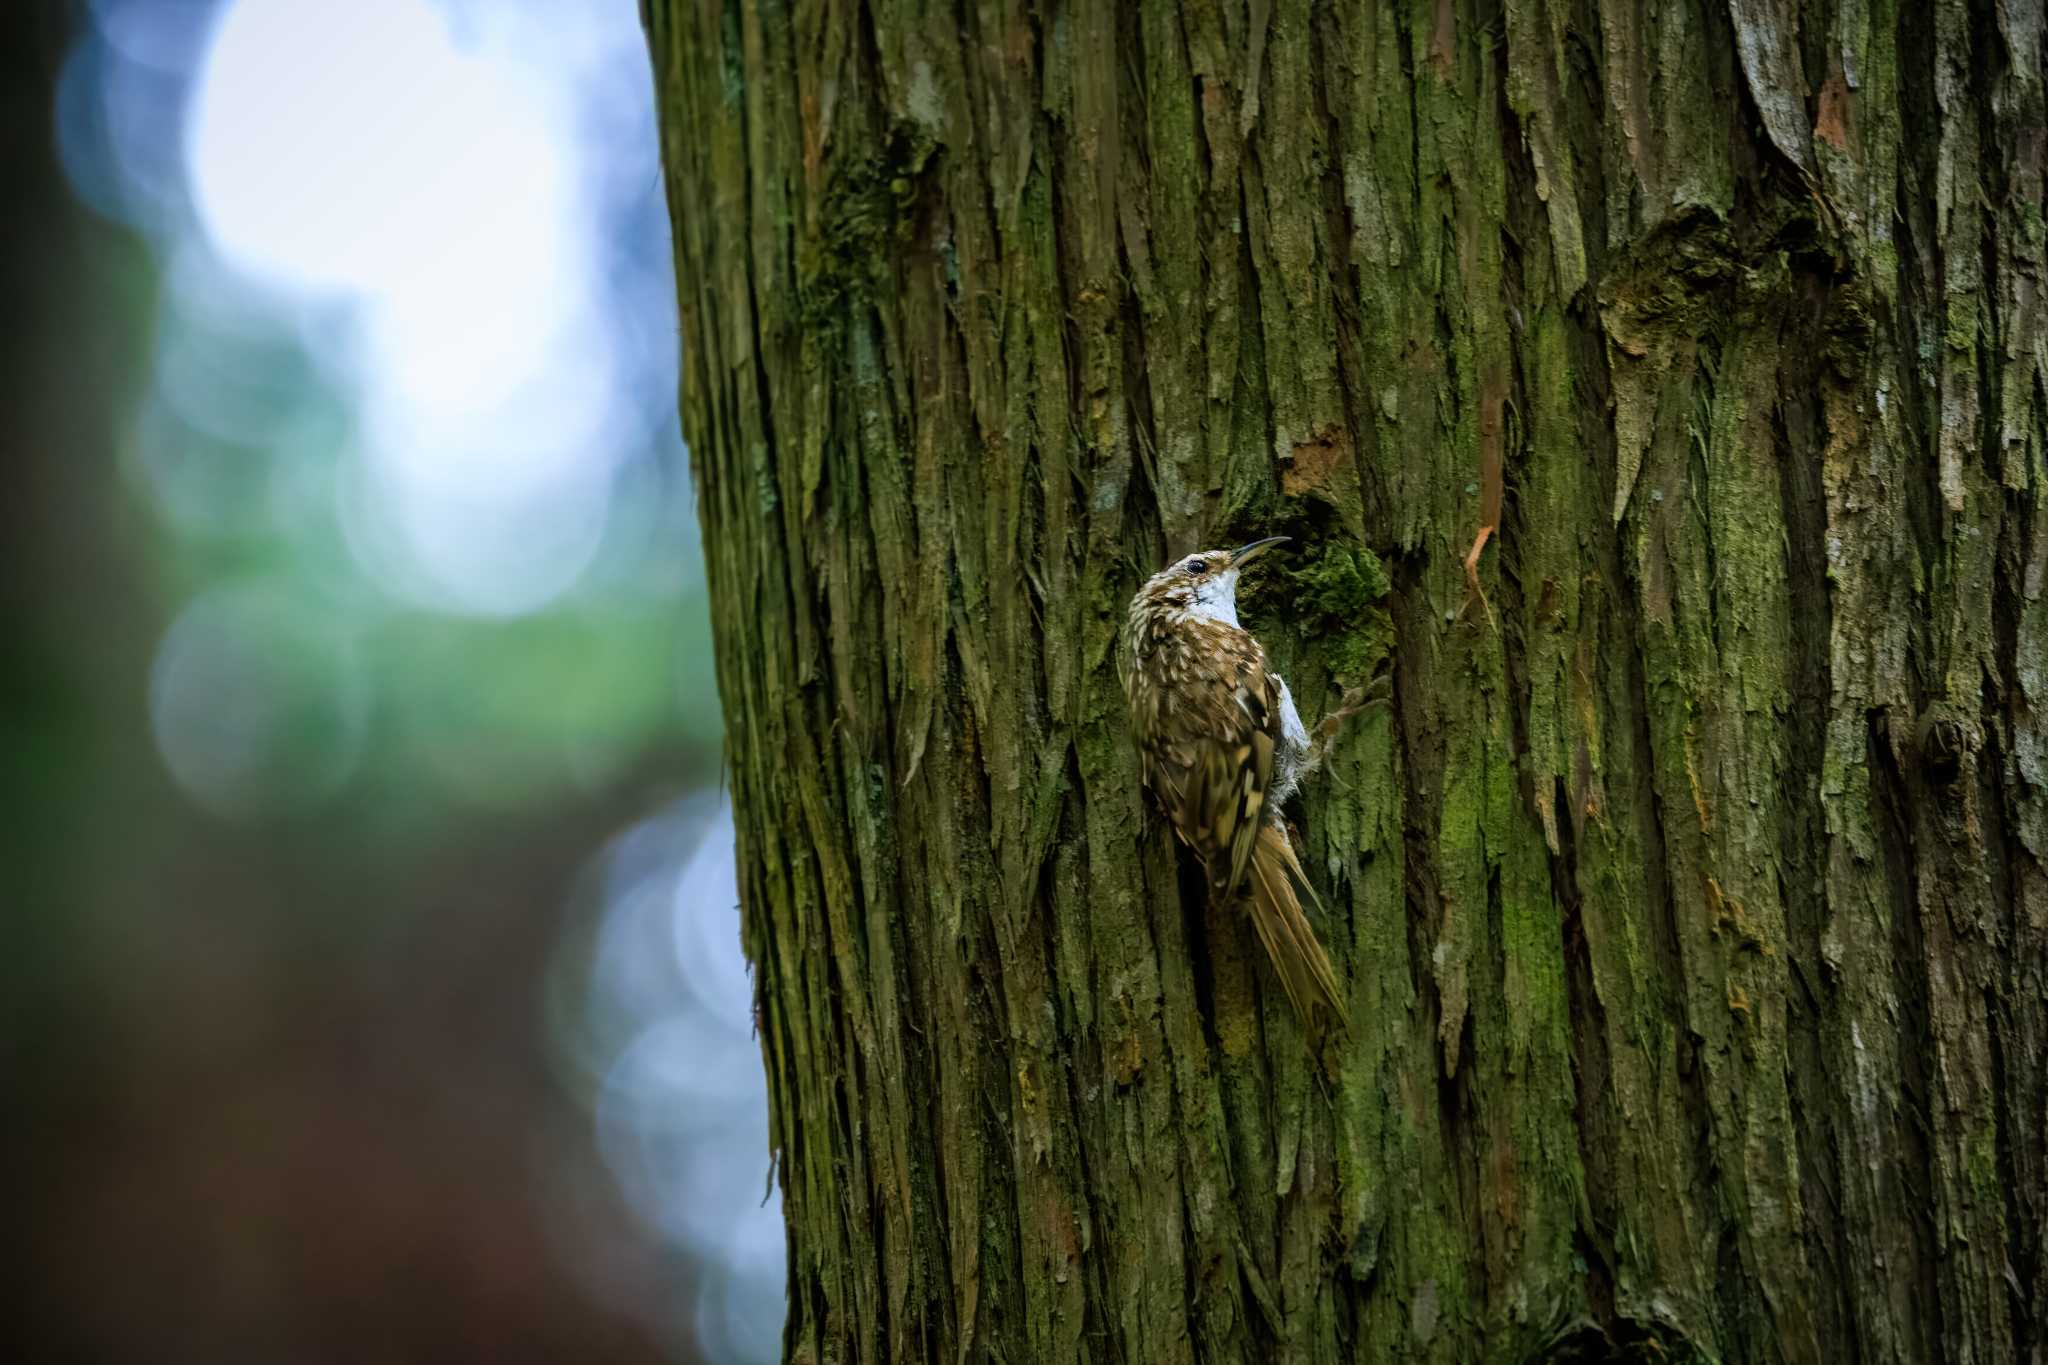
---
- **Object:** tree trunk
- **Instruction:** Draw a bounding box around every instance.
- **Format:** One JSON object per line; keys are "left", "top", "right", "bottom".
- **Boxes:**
{"left": 644, "top": 2, "right": 2046, "bottom": 1360}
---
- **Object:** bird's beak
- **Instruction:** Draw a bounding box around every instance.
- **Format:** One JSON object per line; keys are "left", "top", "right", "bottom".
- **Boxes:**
{"left": 1230, "top": 536, "right": 1289, "bottom": 567}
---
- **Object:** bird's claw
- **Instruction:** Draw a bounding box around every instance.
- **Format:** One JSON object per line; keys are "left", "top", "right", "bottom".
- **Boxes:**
{"left": 1313, "top": 670, "right": 1390, "bottom": 741}
{"left": 1303, "top": 666, "right": 1391, "bottom": 777}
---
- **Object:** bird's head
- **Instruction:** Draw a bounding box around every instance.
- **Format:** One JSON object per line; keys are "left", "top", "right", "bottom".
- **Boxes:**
{"left": 1128, "top": 536, "right": 1288, "bottom": 626}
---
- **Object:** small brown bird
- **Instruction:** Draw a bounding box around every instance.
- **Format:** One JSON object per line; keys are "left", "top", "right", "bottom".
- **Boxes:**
{"left": 1120, "top": 536, "right": 1358, "bottom": 1037}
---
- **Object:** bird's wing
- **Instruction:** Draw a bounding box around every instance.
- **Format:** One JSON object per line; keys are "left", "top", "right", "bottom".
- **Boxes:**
{"left": 1151, "top": 628, "right": 1277, "bottom": 898}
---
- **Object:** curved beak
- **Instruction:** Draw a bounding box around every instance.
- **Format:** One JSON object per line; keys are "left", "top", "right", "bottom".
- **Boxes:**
{"left": 1230, "top": 535, "right": 1289, "bottom": 567}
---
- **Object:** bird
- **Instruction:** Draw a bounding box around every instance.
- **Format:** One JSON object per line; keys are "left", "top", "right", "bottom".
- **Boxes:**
{"left": 1120, "top": 536, "right": 1368, "bottom": 1039}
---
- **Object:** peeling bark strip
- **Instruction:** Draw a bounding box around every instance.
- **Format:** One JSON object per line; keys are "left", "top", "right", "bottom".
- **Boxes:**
{"left": 645, "top": 1, "right": 2047, "bottom": 1360}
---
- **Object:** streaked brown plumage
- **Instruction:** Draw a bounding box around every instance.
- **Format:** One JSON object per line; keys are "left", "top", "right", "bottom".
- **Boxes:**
{"left": 1120, "top": 537, "right": 1346, "bottom": 1037}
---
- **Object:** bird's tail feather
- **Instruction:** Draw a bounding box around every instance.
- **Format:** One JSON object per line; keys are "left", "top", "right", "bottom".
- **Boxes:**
{"left": 1243, "top": 823, "right": 1345, "bottom": 1038}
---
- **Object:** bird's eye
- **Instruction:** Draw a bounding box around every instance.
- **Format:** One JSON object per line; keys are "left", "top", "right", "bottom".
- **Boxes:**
{"left": 1183, "top": 558, "right": 1206, "bottom": 575}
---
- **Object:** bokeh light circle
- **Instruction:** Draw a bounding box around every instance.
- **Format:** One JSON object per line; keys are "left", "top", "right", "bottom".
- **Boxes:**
{"left": 149, "top": 579, "right": 370, "bottom": 817}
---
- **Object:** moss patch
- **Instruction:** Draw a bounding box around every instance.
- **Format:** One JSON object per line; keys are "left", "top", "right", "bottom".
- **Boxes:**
{"left": 1245, "top": 542, "right": 1394, "bottom": 683}
{"left": 799, "top": 124, "right": 939, "bottom": 328}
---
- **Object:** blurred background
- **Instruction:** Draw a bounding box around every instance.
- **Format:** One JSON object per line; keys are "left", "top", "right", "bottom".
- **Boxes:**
{"left": 4, "top": 1, "right": 781, "bottom": 1360}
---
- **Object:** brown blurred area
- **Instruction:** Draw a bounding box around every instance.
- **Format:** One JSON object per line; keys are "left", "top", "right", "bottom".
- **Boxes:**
{"left": 2, "top": 5, "right": 695, "bottom": 1360}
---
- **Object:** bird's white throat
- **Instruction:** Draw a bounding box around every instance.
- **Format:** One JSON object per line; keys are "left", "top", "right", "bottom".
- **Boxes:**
{"left": 1182, "top": 567, "right": 1241, "bottom": 627}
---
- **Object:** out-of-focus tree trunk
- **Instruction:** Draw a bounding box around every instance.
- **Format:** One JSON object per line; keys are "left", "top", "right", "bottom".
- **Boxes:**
{"left": 645, "top": 2, "right": 2047, "bottom": 1359}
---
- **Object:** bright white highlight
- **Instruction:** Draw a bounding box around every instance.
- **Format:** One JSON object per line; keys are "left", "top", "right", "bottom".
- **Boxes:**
{"left": 186, "top": 0, "right": 621, "bottom": 616}
{"left": 188, "top": 0, "right": 568, "bottom": 304}
{"left": 579, "top": 803, "right": 786, "bottom": 1363}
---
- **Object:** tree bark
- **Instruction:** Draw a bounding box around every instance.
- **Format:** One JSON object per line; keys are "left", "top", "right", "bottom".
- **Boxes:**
{"left": 645, "top": 2, "right": 2047, "bottom": 1360}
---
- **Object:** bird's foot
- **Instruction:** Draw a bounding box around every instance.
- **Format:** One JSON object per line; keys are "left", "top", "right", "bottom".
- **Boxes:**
{"left": 1306, "top": 668, "right": 1391, "bottom": 768}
